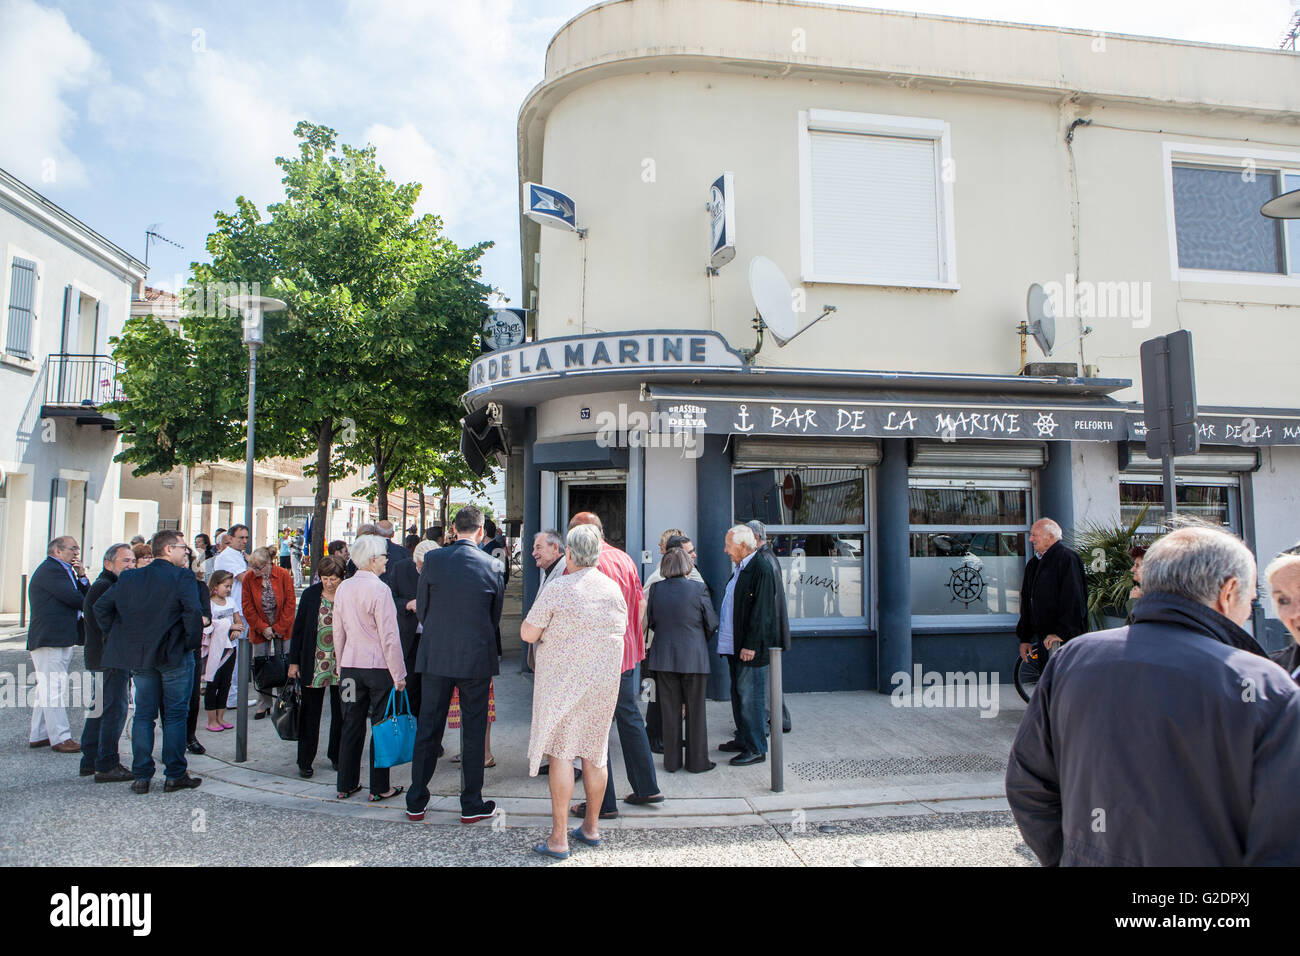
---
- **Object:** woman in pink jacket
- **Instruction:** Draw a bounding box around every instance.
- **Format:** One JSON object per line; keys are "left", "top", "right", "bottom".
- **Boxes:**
{"left": 332, "top": 534, "right": 407, "bottom": 801}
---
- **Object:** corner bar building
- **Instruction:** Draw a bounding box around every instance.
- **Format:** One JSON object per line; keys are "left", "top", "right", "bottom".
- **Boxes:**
{"left": 463, "top": 0, "right": 1300, "bottom": 694}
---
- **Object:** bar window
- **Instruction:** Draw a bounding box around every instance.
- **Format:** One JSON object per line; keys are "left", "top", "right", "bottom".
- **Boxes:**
{"left": 909, "top": 480, "right": 1030, "bottom": 622}
{"left": 734, "top": 468, "right": 868, "bottom": 626}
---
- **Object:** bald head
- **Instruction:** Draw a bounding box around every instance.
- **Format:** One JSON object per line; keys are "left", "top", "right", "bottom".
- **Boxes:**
{"left": 568, "top": 512, "right": 604, "bottom": 537}
{"left": 1029, "top": 519, "right": 1062, "bottom": 556}
{"left": 376, "top": 520, "right": 395, "bottom": 539}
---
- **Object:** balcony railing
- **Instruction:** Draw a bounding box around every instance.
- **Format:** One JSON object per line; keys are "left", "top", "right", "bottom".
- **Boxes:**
{"left": 43, "top": 354, "right": 125, "bottom": 409}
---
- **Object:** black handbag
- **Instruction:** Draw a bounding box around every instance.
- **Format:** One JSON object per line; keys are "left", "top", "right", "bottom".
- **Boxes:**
{"left": 272, "top": 679, "right": 302, "bottom": 741}
{"left": 252, "top": 647, "right": 289, "bottom": 692}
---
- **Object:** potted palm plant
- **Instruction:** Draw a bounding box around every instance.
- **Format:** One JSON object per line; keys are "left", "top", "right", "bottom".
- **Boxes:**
{"left": 1073, "top": 505, "right": 1151, "bottom": 630}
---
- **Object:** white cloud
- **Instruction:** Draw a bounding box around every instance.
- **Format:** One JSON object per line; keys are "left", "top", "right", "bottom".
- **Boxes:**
{"left": 0, "top": 0, "right": 102, "bottom": 187}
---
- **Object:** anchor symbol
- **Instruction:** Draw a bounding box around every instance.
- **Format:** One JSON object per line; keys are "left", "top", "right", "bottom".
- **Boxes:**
{"left": 734, "top": 403, "right": 754, "bottom": 433}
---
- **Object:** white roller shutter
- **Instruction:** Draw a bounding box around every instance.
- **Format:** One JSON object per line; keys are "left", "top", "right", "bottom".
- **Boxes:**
{"left": 808, "top": 131, "right": 941, "bottom": 285}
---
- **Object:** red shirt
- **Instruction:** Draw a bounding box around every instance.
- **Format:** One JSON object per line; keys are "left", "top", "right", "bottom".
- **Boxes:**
{"left": 568, "top": 541, "right": 644, "bottom": 672}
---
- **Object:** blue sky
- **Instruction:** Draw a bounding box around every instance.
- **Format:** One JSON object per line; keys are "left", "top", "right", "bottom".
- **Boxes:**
{"left": 2, "top": 0, "right": 1295, "bottom": 307}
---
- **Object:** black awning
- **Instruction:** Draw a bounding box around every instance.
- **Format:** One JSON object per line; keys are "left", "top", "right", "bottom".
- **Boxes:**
{"left": 647, "top": 384, "right": 1129, "bottom": 443}
{"left": 460, "top": 405, "right": 507, "bottom": 477}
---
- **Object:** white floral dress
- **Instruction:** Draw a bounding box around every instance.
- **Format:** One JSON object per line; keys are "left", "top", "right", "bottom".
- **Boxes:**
{"left": 526, "top": 567, "right": 627, "bottom": 774}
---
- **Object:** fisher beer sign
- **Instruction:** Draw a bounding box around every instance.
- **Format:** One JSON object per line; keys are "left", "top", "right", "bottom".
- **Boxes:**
{"left": 467, "top": 331, "right": 745, "bottom": 391}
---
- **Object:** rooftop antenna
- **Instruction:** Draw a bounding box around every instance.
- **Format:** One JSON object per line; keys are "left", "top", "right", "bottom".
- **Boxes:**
{"left": 144, "top": 224, "right": 183, "bottom": 271}
{"left": 1282, "top": 10, "right": 1300, "bottom": 50}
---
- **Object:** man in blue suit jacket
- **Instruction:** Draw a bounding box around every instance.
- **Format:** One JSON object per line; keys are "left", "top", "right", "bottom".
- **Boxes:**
{"left": 95, "top": 530, "right": 204, "bottom": 794}
{"left": 26, "top": 536, "right": 90, "bottom": 752}
{"left": 406, "top": 505, "right": 504, "bottom": 824}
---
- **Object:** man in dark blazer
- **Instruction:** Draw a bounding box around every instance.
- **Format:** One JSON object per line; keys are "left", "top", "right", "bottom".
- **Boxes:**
{"left": 79, "top": 542, "right": 136, "bottom": 781}
{"left": 27, "top": 536, "right": 90, "bottom": 752}
{"left": 719, "top": 525, "right": 782, "bottom": 766}
{"left": 1016, "top": 518, "right": 1088, "bottom": 665}
{"left": 746, "top": 521, "right": 793, "bottom": 734}
{"left": 375, "top": 520, "right": 410, "bottom": 583}
{"left": 388, "top": 546, "right": 421, "bottom": 717}
{"left": 95, "top": 530, "right": 204, "bottom": 794}
{"left": 406, "top": 505, "right": 504, "bottom": 824}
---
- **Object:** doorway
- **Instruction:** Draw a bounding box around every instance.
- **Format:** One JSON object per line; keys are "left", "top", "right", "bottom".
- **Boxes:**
{"left": 559, "top": 473, "right": 627, "bottom": 552}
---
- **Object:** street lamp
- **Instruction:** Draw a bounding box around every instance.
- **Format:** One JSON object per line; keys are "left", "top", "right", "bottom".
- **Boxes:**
{"left": 223, "top": 293, "right": 286, "bottom": 763}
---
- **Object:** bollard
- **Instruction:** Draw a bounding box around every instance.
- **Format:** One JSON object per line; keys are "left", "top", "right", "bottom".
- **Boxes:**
{"left": 235, "top": 631, "right": 251, "bottom": 762}
{"left": 19, "top": 574, "right": 27, "bottom": 628}
{"left": 769, "top": 646, "right": 784, "bottom": 792}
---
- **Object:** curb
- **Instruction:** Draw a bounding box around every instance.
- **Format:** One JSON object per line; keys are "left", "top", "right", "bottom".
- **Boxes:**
{"left": 187, "top": 753, "right": 1009, "bottom": 829}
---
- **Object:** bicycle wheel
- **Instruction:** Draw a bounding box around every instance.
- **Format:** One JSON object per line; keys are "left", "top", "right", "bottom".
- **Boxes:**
{"left": 1013, "top": 654, "right": 1044, "bottom": 703}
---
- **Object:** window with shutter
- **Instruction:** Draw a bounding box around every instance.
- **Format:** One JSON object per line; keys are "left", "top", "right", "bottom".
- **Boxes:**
{"left": 799, "top": 110, "right": 958, "bottom": 289}
{"left": 6, "top": 257, "right": 37, "bottom": 359}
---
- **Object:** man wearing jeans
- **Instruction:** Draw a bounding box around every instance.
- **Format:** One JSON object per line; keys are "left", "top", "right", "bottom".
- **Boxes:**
{"left": 79, "top": 542, "right": 136, "bottom": 781}
{"left": 95, "top": 530, "right": 204, "bottom": 794}
{"left": 718, "top": 524, "right": 780, "bottom": 766}
{"left": 566, "top": 512, "right": 661, "bottom": 818}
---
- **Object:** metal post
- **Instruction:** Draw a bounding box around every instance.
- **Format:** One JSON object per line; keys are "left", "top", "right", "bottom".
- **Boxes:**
{"left": 236, "top": 342, "right": 258, "bottom": 763}
{"left": 1160, "top": 354, "right": 1177, "bottom": 525}
{"left": 769, "top": 647, "right": 784, "bottom": 792}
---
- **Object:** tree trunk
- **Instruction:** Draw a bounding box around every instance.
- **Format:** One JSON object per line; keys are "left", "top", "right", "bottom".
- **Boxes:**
{"left": 374, "top": 436, "right": 389, "bottom": 521}
{"left": 310, "top": 417, "right": 332, "bottom": 577}
{"left": 439, "top": 479, "right": 450, "bottom": 528}
{"left": 418, "top": 487, "right": 426, "bottom": 532}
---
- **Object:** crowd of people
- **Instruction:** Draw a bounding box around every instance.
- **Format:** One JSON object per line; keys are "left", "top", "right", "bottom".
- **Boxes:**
{"left": 22, "top": 502, "right": 1300, "bottom": 864}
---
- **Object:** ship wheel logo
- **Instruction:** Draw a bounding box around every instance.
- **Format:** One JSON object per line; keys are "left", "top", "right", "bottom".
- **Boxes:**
{"left": 947, "top": 563, "right": 986, "bottom": 608}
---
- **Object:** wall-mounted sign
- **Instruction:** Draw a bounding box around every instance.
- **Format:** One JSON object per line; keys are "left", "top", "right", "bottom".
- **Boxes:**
{"left": 482, "top": 309, "right": 526, "bottom": 351}
{"left": 468, "top": 330, "right": 745, "bottom": 392}
{"left": 708, "top": 172, "right": 736, "bottom": 269}
{"left": 650, "top": 395, "right": 1130, "bottom": 442}
{"left": 1127, "top": 410, "right": 1300, "bottom": 446}
{"left": 523, "top": 182, "right": 577, "bottom": 232}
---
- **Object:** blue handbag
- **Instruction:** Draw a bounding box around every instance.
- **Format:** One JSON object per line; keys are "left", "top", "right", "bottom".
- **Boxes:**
{"left": 372, "top": 688, "right": 416, "bottom": 769}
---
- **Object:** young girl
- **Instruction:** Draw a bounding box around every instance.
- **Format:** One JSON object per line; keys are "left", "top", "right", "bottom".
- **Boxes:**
{"left": 203, "top": 570, "right": 245, "bottom": 732}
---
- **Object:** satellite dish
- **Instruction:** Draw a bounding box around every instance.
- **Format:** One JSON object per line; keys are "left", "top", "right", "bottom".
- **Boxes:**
{"left": 1261, "top": 187, "right": 1300, "bottom": 220}
{"left": 1025, "top": 283, "right": 1056, "bottom": 357}
{"left": 748, "top": 257, "right": 799, "bottom": 345}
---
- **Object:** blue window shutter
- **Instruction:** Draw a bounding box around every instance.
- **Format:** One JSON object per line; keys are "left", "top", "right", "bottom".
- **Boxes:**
{"left": 5, "top": 257, "right": 37, "bottom": 359}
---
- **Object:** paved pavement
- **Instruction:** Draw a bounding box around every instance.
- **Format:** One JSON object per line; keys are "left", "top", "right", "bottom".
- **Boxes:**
{"left": 0, "top": 616, "right": 1036, "bottom": 865}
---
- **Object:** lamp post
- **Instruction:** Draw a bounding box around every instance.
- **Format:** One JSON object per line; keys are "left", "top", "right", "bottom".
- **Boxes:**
{"left": 223, "top": 294, "right": 286, "bottom": 762}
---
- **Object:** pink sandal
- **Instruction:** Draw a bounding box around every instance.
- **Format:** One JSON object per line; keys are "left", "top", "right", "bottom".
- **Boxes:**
{"left": 220, "top": 722, "right": 234, "bottom": 730}
{"left": 205, "top": 724, "right": 227, "bottom": 733}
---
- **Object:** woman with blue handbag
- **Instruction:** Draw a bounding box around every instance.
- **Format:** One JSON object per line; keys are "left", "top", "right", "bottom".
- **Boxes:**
{"left": 332, "top": 535, "right": 407, "bottom": 802}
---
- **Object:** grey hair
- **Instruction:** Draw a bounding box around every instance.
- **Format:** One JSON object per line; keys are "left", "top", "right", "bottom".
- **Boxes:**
{"left": 1141, "top": 525, "right": 1256, "bottom": 607}
{"left": 375, "top": 520, "right": 396, "bottom": 539}
{"left": 727, "top": 524, "right": 757, "bottom": 552}
{"left": 412, "top": 539, "right": 438, "bottom": 565}
{"left": 1265, "top": 553, "right": 1300, "bottom": 592}
{"left": 349, "top": 534, "right": 387, "bottom": 569}
{"left": 745, "top": 519, "right": 767, "bottom": 543}
{"left": 535, "top": 529, "right": 565, "bottom": 553}
{"left": 566, "top": 524, "right": 602, "bottom": 568}
{"left": 1033, "top": 518, "right": 1063, "bottom": 540}
{"left": 103, "top": 542, "right": 132, "bottom": 566}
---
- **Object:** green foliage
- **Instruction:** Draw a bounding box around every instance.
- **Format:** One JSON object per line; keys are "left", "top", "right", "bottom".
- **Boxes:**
{"left": 108, "top": 121, "right": 494, "bottom": 565}
{"left": 1074, "top": 505, "right": 1150, "bottom": 627}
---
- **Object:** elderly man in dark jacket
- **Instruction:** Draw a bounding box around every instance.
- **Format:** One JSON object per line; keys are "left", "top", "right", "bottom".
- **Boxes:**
{"left": 78, "top": 543, "right": 136, "bottom": 781}
{"left": 1007, "top": 524, "right": 1300, "bottom": 866}
{"left": 746, "top": 520, "right": 793, "bottom": 734}
{"left": 1016, "top": 518, "right": 1087, "bottom": 664}
{"left": 27, "top": 536, "right": 90, "bottom": 753}
{"left": 95, "top": 530, "right": 204, "bottom": 794}
{"left": 718, "top": 524, "right": 781, "bottom": 765}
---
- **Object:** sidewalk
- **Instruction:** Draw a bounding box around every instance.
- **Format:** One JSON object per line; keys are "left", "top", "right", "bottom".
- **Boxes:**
{"left": 188, "top": 661, "right": 1020, "bottom": 829}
